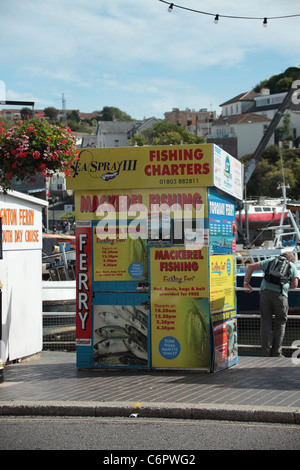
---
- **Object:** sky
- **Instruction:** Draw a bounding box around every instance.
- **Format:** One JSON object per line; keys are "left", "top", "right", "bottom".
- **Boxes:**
{"left": 0, "top": 0, "right": 300, "bottom": 120}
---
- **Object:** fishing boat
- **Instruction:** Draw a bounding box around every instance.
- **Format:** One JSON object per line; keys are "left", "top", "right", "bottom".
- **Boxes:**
{"left": 235, "top": 201, "right": 288, "bottom": 228}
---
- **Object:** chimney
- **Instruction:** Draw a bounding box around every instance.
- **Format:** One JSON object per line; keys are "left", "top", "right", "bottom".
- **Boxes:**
{"left": 261, "top": 88, "right": 270, "bottom": 95}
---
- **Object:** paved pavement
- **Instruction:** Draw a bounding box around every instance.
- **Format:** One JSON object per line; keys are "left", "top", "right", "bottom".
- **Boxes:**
{"left": 1, "top": 351, "right": 300, "bottom": 424}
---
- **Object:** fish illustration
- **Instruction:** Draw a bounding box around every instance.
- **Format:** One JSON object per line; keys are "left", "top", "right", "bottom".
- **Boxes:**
{"left": 123, "top": 338, "right": 148, "bottom": 361}
{"left": 95, "top": 325, "right": 128, "bottom": 339}
{"left": 118, "top": 354, "right": 147, "bottom": 366}
{"left": 186, "top": 299, "right": 208, "bottom": 356}
{"left": 97, "top": 311, "right": 128, "bottom": 328}
{"left": 133, "top": 306, "right": 148, "bottom": 327}
{"left": 125, "top": 325, "right": 148, "bottom": 350}
{"left": 94, "top": 338, "right": 128, "bottom": 356}
{"left": 96, "top": 306, "right": 148, "bottom": 337}
{"left": 115, "top": 305, "right": 135, "bottom": 323}
{"left": 101, "top": 170, "right": 119, "bottom": 181}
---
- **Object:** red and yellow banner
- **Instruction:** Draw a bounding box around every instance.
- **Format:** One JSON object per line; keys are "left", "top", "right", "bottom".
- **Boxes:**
{"left": 74, "top": 188, "right": 206, "bottom": 220}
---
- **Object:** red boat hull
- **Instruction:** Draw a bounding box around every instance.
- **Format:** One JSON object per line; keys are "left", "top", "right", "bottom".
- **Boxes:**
{"left": 236, "top": 211, "right": 287, "bottom": 225}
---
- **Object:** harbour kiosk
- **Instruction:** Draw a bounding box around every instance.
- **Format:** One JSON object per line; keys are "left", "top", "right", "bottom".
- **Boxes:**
{"left": 67, "top": 144, "right": 243, "bottom": 372}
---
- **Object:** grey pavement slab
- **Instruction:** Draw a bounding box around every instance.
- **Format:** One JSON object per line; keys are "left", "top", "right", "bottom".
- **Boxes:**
{"left": 0, "top": 352, "right": 300, "bottom": 423}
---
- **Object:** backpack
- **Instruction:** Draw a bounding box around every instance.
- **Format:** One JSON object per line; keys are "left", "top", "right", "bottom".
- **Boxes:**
{"left": 264, "top": 255, "right": 291, "bottom": 290}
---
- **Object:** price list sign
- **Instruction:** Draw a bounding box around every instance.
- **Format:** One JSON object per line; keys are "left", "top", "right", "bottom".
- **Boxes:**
{"left": 150, "top": 247, "right": 210, "bottom": 369}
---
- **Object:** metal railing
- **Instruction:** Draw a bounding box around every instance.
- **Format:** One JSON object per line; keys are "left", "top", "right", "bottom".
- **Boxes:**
{"left": 43, "top": 312, "right": 76, "bottom": 351}
{"left": 42, "top": 287, "right": 300, "bottom": 357}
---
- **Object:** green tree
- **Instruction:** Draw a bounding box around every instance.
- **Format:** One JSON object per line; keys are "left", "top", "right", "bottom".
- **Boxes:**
{"left": 131, "top": 134, "right": 146, "bottom": 146}
{"left": 67, "top": 110, "right": 80, "bottom": 123}
{"left": 253, "top": 66, "right": 300, "bottom": 93}
{"left": 242, "top": 146, "right": 300, "bottom": 200}
{"left": 44, "top": 107, "right": 58, "bottom": 121}
{"left": 99, "top": 106, "right": 133, "bottom": 121}
{"left": 275, "top": 77, "right": 293, "bottom": 94}
{"left": 20, "top": 107, "right": 34, "bottom": 119}
{"left": 132, "top": 120, "right": 204, "bottom": 146}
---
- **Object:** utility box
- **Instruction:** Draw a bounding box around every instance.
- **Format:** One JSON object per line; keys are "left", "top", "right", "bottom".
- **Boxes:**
{"left": 67, "top": 144, "right": 243, "bottom": 371}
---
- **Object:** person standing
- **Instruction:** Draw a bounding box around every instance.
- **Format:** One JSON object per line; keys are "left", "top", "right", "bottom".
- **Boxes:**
{"left": 244, "top": 251, "right": 298, "bottom": 357}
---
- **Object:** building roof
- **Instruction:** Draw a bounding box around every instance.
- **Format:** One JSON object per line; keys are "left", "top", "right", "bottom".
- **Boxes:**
{"left": 212, "top": 113, "right": 271, "bottom": 126}
{"left": 96, "top": 121, "right": 137, "bottom": 134}
{"left": 220, "top": 91, "right": 260, "bottom": 107}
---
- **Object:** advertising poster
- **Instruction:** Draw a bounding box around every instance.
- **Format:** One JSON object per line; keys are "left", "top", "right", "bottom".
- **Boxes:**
{"left": 211, "top": 312, "right": 238, "bottom": 371}
{"left": 93, "top": 224, "right": 148, "bottom": 281}
{"left": 210, "top": 255, "right": 235, "bottom": 314}
{"left": 213, "top": 145, "right": 243, "bottom": 201}
{"left": 150, "top": 246, "right": 210, "bottom": 369}
{"left": 209, "top": 254, "right": 238, "bottom": 370}
{"left": 208, "top": 190, "right": 236, "bottom": 255}
{"left": 93, "top": 303, "right": 149, "bottom": 367}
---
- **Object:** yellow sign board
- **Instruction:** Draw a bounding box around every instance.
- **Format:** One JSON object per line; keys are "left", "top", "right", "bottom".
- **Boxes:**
{"left": 93, "top": 228, "right": 148, "bottom": 281}
{"left": 150, "top": 246, "right": 210, "bottom": 368}
{"left": 67, "top": 145, "right": 214, "bottom": 190}
{"left": 209, "top": 255, "right": 235, "bottom": 314}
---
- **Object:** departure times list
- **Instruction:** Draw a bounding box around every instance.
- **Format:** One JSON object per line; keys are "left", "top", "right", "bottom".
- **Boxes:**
{"left": 150, "top": 247, "right": 210, "bottom": 369}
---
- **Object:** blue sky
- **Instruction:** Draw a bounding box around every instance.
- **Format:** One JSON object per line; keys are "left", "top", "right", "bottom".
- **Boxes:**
{"left": 1, "top": 0, "right": 299, "bottom": 119}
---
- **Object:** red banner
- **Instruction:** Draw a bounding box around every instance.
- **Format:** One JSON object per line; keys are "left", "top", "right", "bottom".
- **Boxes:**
{"left": 76, "top": 222, "right": 92, "bottom": 345}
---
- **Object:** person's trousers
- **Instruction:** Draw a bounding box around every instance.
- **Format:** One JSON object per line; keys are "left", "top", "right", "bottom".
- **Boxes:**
{"left": 260, "top": 289, "right": 288, "bottom": 356}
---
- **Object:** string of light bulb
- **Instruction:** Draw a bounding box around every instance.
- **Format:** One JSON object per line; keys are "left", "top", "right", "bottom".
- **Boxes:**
{"left": 160, "top": 1, "right": 300, "bottom": 27}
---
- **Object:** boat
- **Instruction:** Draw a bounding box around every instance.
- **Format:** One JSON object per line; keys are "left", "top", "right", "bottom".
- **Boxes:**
{"left": 236, "top": 201, "right": 288, "bottom": 228}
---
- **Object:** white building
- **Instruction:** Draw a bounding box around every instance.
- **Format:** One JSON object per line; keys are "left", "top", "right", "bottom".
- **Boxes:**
{"left": 248, "top": 89, "right": 300, "bottom": 141}
{"left": 211, "top": 89, "right": 300, "bottom": 158}
{"left": 81, "top": 117, "right": 160, "bottom": 149}
{"left": 211, "top": 112, "right": 272, "bottom": 158}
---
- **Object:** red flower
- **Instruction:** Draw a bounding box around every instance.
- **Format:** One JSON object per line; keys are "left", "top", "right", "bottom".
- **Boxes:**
{"left": 33, "top": 151, "right": 40, "bottom": 159}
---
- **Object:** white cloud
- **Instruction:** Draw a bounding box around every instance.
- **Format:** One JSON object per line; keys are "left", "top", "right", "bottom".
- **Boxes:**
{"left": 1, "top": 0, "right": 299, "bottom": 118}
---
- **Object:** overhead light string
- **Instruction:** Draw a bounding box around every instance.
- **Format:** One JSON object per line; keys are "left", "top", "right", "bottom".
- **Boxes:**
{"left": 159, "top": 0, "right": 300, "bottom": 27}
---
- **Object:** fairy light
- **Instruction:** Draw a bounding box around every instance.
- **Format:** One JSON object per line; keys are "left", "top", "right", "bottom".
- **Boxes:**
{"left": 160, "top": 1, "right": 300, "bottom": 27}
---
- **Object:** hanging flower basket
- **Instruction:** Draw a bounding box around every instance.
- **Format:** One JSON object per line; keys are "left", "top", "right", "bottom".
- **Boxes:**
{"left": 0, "top": 114, "right": 78, "bottom": 193}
